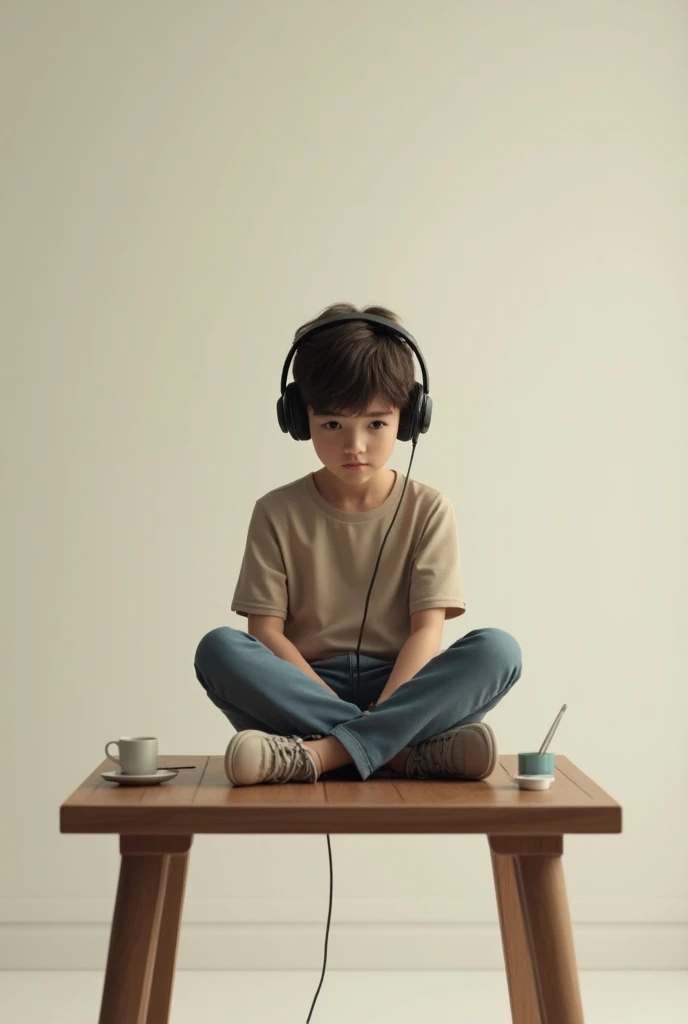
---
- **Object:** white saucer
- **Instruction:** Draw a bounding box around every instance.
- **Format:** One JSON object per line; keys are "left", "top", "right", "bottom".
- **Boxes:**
{"left": 101, "top": 769, "right": 178, "bottom": 786}
{"left": 515, "top": 773, "right": 555, "bottom": 791}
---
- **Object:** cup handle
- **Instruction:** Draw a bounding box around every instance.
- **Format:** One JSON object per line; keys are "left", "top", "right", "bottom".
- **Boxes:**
{"left": 105, "top": 741, "right": 121, "bottom": 766}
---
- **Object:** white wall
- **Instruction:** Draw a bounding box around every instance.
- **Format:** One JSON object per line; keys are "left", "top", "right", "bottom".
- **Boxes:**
{"left": 2, "top": 0, "right": 687, "bottom": 970}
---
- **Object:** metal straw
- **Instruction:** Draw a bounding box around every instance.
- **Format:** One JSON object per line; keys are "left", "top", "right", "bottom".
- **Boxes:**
{"left": 538, "top": 704, "right": 567, "bottom": 755}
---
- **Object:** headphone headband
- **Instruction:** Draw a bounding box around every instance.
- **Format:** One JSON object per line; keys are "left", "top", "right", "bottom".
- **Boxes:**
{"left": 277, "top": 311, "right": 432, "bottom": 443}
{"left": 279, "top": 313, "right": 430, "bottom": 397}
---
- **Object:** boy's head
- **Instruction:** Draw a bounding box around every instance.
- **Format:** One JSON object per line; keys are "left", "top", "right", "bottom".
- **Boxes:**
{"left": 292, "top": 303, "right": 415, "bottom": 485}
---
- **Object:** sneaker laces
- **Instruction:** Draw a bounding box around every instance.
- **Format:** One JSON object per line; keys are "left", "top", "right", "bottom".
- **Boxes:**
{"left": 405, "top": 730, "right": 457, "bottom": 778}
{"left": 265, "top": 734, "right": 318, "bottom": 783}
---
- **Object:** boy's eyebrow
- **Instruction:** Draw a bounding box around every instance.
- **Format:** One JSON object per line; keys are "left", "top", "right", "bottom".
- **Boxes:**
{"left": 314, "top": 409, "right": 392, "bottom": 417}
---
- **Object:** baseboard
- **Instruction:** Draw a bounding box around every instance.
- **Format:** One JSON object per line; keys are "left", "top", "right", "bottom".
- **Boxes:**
{"left": 4, "top": 895, "right": 687, "bottom": 925}
{"left": 1, "top": 918, "right": 686, "bottom": 970}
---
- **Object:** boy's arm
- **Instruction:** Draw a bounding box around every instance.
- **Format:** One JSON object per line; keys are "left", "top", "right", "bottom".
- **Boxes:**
{"left": 248, "top": 615, "right": 340, "bottom": 699}
{"left": 373, "top": 608, "right": 445, "bottom": 707}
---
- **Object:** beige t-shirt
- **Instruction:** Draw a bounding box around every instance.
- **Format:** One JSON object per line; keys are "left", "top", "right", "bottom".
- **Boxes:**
{"left": 231, "top": 471, "right": 466, "bottom": 662}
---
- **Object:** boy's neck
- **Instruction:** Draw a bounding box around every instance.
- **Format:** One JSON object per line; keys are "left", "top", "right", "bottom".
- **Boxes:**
{"left": 312, "top": 467, "right": 397, "bottom": 513}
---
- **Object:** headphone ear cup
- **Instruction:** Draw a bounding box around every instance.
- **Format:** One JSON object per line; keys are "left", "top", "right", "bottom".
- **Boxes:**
{"left": 397, "top": 399, "right": 413, "bottom": 442}
{"left": 398, "top": 382, "right": 430, "bottom": 442}
{"left": 283, "top": 381, "right": 311, "bottom": 440}
{"left": 420, "top": 393, "right": 432, "bottom": 434}
{"left": 276, "top": 395, "right": 288, "bottom": 433}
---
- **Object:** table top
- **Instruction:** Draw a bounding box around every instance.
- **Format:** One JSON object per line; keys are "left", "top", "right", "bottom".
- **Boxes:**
{"left": 59, "top": 754, "right": 622, "bottom": 835}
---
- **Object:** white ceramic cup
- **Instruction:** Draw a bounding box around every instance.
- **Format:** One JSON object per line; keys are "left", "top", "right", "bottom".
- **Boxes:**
{"left": 105, "top": 736, "right": 158, "bottom": 775}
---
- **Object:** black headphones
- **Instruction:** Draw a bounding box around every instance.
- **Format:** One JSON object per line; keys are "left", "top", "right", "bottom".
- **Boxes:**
{"left": 276, "top": 312, "right": 433, "bottom": 442}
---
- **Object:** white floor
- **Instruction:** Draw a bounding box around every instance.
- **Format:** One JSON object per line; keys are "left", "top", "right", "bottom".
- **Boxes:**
{"left": 0, "top": 970, "right": 687, "bottom": 1023}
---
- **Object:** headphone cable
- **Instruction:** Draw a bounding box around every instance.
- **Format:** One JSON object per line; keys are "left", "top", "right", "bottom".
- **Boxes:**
{"left": 306, "top": 440, "right": 418, "bottom": 1021}
{"left": 305, "top": 834, "right": 333, "bottom": 1022}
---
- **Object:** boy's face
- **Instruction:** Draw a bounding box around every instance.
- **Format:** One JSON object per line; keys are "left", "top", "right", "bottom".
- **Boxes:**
{"left": 307, "top": 396, "right": 401, "bottom": 483}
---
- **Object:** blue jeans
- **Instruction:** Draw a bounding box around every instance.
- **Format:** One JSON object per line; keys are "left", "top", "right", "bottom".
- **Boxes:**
{"left": 194, "top": 627, "right": 522, "bottom": 780}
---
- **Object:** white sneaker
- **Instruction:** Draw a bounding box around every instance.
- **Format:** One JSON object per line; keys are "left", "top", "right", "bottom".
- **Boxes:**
{"left": 225, "top": 730, "right": 320, "bottom": 786}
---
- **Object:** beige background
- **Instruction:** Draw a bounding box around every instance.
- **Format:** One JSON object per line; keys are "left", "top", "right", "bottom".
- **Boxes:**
{"left": 1, "top": 0, "right": 686, "bottom": 969}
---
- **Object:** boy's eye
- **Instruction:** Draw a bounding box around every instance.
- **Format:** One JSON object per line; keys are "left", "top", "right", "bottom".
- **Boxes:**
{"left": 322, "top": 421, "right": 387, "bottom": 430}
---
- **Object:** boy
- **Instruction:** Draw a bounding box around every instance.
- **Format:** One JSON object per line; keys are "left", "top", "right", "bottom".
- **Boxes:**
{"left": 194, "top": 303, "right": 522, "bottom": 785}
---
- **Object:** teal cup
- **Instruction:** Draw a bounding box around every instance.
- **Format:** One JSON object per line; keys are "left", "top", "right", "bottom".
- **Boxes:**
{"left": 518, "top": 752, "right": 555, "bottom": 776}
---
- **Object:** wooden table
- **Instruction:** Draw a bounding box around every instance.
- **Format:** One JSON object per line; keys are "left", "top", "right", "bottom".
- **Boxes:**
{"left": 60, "top": 754, "right": 622, "bottom": 1024}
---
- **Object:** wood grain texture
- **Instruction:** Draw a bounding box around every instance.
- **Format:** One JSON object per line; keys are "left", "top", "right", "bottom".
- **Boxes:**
{"left": 60, "top": 754, "right": 622, "bottom": 835}
{"left": 145, "top": 844, "right": 191, "bottom": 1024}
{"left": 59, "top": 756, "right": 619, "bottom": 1024}
{"left": 97, "top": 835, "right": 192, "bottom": 1024}
{"left": 490, "top": 844, "right": 541, "bottom": 1023}
{"left": 515, "top": 850, "right": 585, "bottom": 1023}
{"left": 98, "top": 848, "right": 169, "bottom": 1023}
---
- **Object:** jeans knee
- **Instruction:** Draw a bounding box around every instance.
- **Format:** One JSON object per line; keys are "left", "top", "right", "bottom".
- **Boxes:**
{"left": 481, "top": 627, "right": 522, "bottom": 680}
{"left": 194, "top": 625, "right": 240, "bottom": 675}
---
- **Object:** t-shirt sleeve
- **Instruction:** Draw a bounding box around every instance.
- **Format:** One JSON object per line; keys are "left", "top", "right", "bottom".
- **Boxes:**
{"left": 231, "top": 501, "right": 288, "bottom": 619}
{"left": 408, "top": 493, "right": 466, "bottom": 619}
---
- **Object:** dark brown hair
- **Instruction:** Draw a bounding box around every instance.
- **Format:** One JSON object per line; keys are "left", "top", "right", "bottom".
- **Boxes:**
{"left": 292, "top": 302, "right": 415, "bottom": 417}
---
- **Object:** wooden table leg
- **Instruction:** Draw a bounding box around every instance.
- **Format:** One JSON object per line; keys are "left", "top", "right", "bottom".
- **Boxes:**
{"left": 489, "top": 842, "right": 540, "bottom": 1023}
{"left": 489, "top": 836, "right": 584, "bottom": 1024}
{"left": 99, "top": 835, "right": 193, "bottom": 1024}
{"left": 146, "top": 840, "right": 192, "bottom": 1024}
